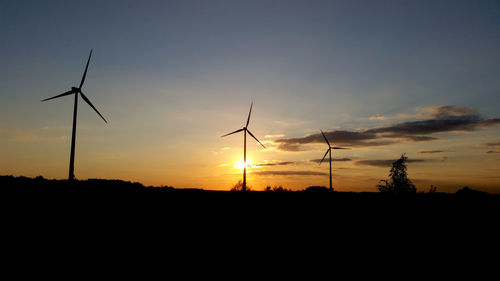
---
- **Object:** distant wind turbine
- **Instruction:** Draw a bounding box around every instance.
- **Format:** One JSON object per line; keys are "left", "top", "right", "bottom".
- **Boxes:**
{"left": 319, "top": 130, "right": 349, "bottom": 191}
{"left": 42, "top": 49, "right": 107, "bottom": 181}
{"left": 221, "top": 102, "right": 266, "bottom": 191}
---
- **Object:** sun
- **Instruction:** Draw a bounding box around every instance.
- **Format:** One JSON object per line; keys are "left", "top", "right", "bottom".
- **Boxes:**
{"left": 234, "top": 158, "right": 253, "bottom": 170}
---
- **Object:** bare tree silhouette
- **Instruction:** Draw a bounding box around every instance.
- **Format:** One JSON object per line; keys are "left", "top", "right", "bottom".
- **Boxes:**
{"left": 230, "top": 180, "right": 252, "bottom": 191}
{"left": 377, "top": 153, "right": 416, "bottom": 194}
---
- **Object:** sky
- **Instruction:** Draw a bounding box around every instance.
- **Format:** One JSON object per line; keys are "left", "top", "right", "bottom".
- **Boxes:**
{"left": 1, "top": 0, "right": 500, "bottom": 192}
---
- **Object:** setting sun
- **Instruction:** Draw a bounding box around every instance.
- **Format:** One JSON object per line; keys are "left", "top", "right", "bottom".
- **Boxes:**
{"left": 234, "top": 158, "right": 253, "bottom": 170}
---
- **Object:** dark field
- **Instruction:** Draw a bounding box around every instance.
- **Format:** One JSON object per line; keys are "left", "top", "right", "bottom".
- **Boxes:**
{"left": 2, "top": 175, "right": 498, "bottom": 215}
{"left": 2, "top": 175, "right": 499, "bottom": 259}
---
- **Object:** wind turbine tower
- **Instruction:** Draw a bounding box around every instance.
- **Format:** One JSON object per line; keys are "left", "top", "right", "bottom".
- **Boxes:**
{"left": 42, "top": 49, "right": 107, "bottom": 181}
{"left": 319, "top": 130, "right": 349, "bottom": 190}
{"left": 221, "top": 102, "right": 265, "bottom": 191}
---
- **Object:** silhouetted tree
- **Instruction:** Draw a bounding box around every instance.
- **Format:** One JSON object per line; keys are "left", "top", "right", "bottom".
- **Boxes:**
{"left": 264, "top": 185, "right": 290, "bottom": 192}
{"left": 231, "top": 180, "right": 252, "bottom": 191}
{"left": 303, "top": 186, "right": 330, "bottom": 192}
{"left": 455, "top": 186, "right": 488, "bottom": 197}
{"left": 377, "top": 153, "right": 416, "bottom": 194}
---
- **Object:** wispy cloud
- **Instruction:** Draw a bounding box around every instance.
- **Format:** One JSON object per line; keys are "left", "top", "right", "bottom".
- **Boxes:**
{"left": 252, "top": 170, "right": 328, "bottom": 176}
{"left": 425, "top": 105, "right": 477, "bottom": 119}
{"left": 369, "top": 114, "right": 385, "bottom": 120}
{"left": 355, "top": 159, "right": 427, "bottom": 167}
{"left": 275, "top": 130, "right": 391, "bottom": 151}
{"left": 7, "top": 135, "right": 39, "bottom": 143}
{"left": 264, "top": 134, "right": 285, "bottom": 139}
{"left": 274, "top": 106, "right": 500, "bottom": 151}
{"left": 484, "top": 141, "right": 500, "bottom": 147}
{"left": 486, "top": 150, "right": 500, "bottom": 154}
{"left": 419, "top": 150, "right": 445, "bottom": 154}
{"left": 255, "top": 161, "right": 296, "bottom": 167}
{"left": 310, "top": 158, "right": 352, "bottom": 163}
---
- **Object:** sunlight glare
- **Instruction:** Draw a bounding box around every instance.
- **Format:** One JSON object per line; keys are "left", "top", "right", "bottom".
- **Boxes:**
{"left": 234, "top": 158, "right": 253, "bottom": 170}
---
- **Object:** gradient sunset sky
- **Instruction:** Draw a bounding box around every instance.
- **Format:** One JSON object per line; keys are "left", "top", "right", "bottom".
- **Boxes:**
{"left": 1, "top": 0, "right": 500, "bottom": 192}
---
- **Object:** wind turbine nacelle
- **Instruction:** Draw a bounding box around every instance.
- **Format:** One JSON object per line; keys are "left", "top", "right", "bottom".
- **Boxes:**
{"left": 72, "top": 87, "right": 79, "bottom": 92}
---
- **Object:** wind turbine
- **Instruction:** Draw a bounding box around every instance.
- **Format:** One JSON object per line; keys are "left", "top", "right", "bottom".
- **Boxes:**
{"left": 42, "top": 49, "right": 107, "bottom": 181}
{"left": 319, "top": 130, "right": 349, "bottom": 191}
{"left": 221, "top": 102, "right": 266, "bottom": 191}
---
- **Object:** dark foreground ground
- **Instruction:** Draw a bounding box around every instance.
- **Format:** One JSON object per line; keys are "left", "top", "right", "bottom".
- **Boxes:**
{"left": 2, "top": 175, "right": 499, "bottom": 266}
{"left": 2, "top": 175, "right": 499, "bottom": 215}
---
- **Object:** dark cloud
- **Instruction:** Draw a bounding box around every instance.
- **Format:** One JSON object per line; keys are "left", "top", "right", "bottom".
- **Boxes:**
{"left": 419, "top": 150, "right": 445, "bottom": 154}
{"left": 274, "top": 106, "right": 500, "bottom": 151}
{"left": 429, "top": 106, "right": 477, "bottom": 119}
{"left": 252, "top": 170, "right": 328, "bottom": 176}
{"left": 277, "top": 130, "right": 375, "bottom": 145}
{"left": 256, "top": 161, "right": 295, "bottom": 167}
{"left": 484, "top": 141, "right": 500, "bottom": 147}
{"left": 355, "top": 159, "right": 426, "bottom": 167}
{"left": 477, "top": 118, "right": 500, "bottom": 128}
{"left": 275, "top": 143, "right": 308, "bottom": 152}
{"left": 310, "top": 158, "right": 352, "bottom": 163}
{"left": 366, "top": 116, "right": 483, "bottom": 135}
{"left": 385, "top": 135, "right": 440, "bottom": 142}
{"left": 486, "top": 150, "right": 500, "bottom": 154}
{"left": 275, "top": 130, "right": 393, "bottom": 151}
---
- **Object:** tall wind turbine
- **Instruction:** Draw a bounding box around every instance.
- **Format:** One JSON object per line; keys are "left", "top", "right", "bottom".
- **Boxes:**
{"left": 319, "top": 130, "right": 349, "bottom": 191}
{"left": 221, "top": 102, "right": 266, "bottom": 191}
{"left": 42, "top": 49, "right": 107, "bottom": 181}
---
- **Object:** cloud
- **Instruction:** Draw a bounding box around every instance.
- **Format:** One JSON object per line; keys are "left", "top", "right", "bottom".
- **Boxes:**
{"left": 275, "top": 143, "right": 308, "bottom": 152}
{"left": 387, "top": 135, "right": 439, "bottom": 142}
{"left": 252, "top": 170, "right": 328, "bottom": 176}
{"left": 355, "top": 159, "right": 427, "bottom": 167}
{"left": 8, "top": 135, "right": 39, "bottom": 142}
{"left": 419, "top": 150, "right": 445, "bottom": 154}
{"left": 486, "top": 150, "right": 500, "bottom": 154}
{"left": 369, "top": 114, "right": 385, "bottom": 120}
{"left": 365, "top": 115, "right": 491, "bottom": 136}
{"left": 310, "top": 158, "right": 352, "bottom": 163}
{"left": 484, "top": 141, "right": 500, "bottom": 147}
{"left": 255, "top": 161, "right": 296, "bottom": 167}
{"left": 478, "top": 118, "right": 500, "bottom": 127}
{"left": 264, "top": 134, "right": 285, "bottom": 139}
{"left": 426, "top": 106, "right": 477, "bottom": 119}
{"left": 274, "top": 106, "right": 500, "bottom": 151}
{"left": 275, "top": 130, "right": 392, "bottom": 151}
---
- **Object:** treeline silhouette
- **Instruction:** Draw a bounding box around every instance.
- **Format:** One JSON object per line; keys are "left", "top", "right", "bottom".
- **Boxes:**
{"left": 2, "top": 174, "right": 496, "bottom": 201}
{"left": 2, "top": 174, "right": 499, "bottom": 240}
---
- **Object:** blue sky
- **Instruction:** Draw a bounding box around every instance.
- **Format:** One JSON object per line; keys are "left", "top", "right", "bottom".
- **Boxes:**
{"left": 1, "top": 0, "right": 500, "bottom": 191}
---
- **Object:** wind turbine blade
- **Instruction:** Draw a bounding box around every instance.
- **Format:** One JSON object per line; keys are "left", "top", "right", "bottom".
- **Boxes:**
{"left": 80, "top": 91, "right": 107, "bottom": 123}
{"left": 41, "top": 90, "right": 75, "bottom": 102}
{"left": 333, "top": 147, "right": 350, "bottom": 149}
{"left": 221, "top": 128, "right": 244, "bottom": 137}
{"left": 319, "top": 148, "right": 330, "bottom": 165}
{"left": 79, "top": 49, "right": 93, "bottom": 89}
{"left": 247, "top": 129, "right": 266, "bottom": 149}
{"left": 320, "top": 130, "right": 331, "bottom": 147}
{"left": 245, "top": 102, "right": 253, "bottom": 127}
